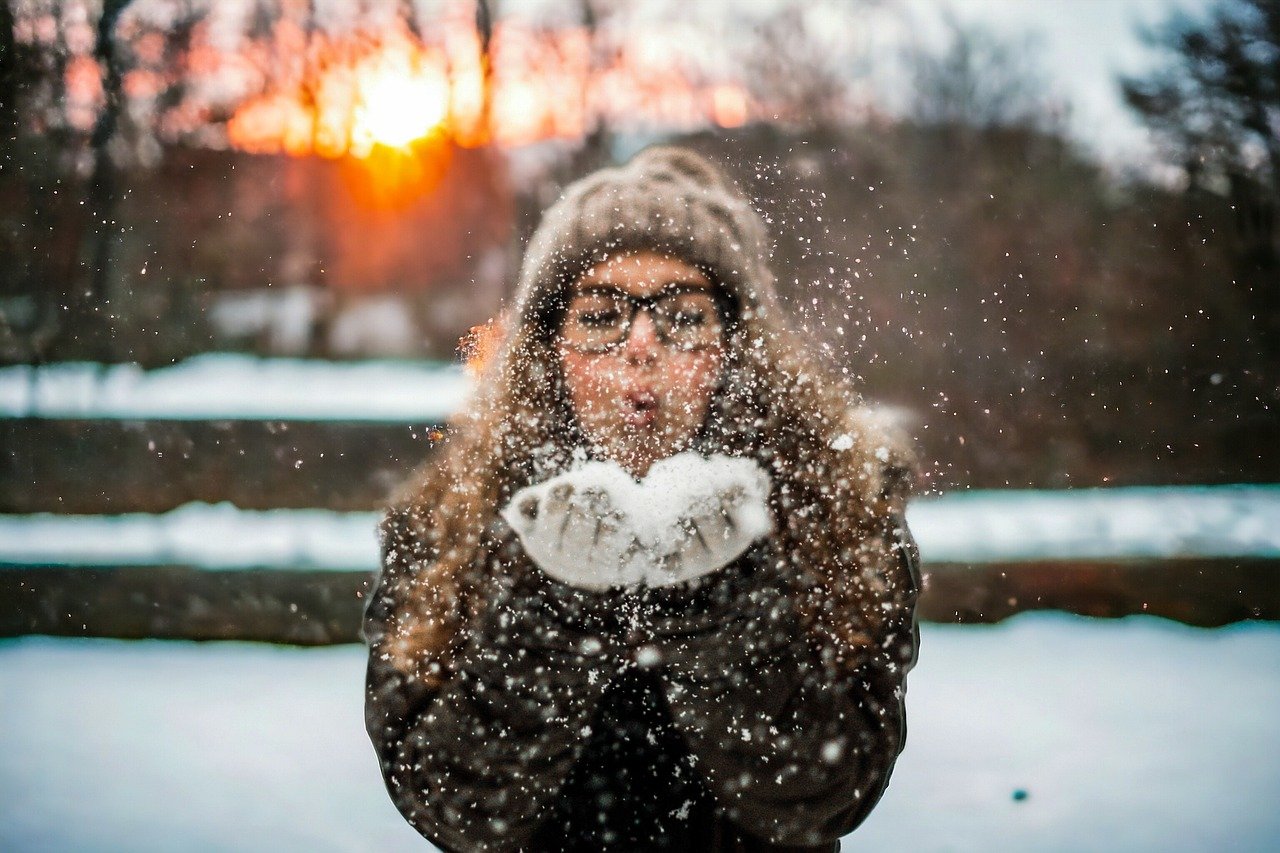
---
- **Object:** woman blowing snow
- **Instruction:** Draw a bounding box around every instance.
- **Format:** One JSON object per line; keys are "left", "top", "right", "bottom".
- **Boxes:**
{"left": 363, "top": 147, "right": 920, "bottom": 852}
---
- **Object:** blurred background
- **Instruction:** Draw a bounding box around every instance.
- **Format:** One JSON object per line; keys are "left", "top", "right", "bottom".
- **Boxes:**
{"left": 1, "top": 0, "right": 1278, "bottom": 850}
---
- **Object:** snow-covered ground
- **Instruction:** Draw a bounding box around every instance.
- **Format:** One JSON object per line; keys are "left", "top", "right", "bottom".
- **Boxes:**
{"left": 0, "top": 355, "right": 469, "bottom": 422}
{"left": 2, "top": 486, "right": 1277, "bottom": 568}
{"left": 906, "top": 484, "right": 1280, "bottom": 561}
{"left": 1, "top": 613, "right": 1276, "bottom": 852}
{"left": 0, "top": 505, "right": 377, "bottom": 571}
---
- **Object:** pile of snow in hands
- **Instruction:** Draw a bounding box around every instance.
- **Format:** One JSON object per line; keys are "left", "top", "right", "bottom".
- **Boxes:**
{"left": 501, "top": 452, "right": 773, "bottom": 589}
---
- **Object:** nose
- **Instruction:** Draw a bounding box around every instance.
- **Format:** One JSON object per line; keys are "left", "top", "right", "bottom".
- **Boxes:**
{"left": 623, "top": 309, "right": 660, "bottom": 363}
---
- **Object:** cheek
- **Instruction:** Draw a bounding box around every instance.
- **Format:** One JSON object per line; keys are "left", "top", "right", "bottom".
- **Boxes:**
{"left": 662, "top": 352, "right": 722, "bottom": 413}
{"left": 558, "top": 349, "right": 613, "bottom": 414}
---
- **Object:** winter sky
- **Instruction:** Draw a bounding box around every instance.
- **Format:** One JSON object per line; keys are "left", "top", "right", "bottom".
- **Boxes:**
{"left": 892, "top": 0, "right": 1220, "bottom": 169}
{"left": 214, "top": 0, "right": 1224, "bottom": 173}
{"left": 567, "top": 0, "right": 1223, "bottom": 172}
{"left": 626, "top": 0, "right": 1222, "bottom": 170}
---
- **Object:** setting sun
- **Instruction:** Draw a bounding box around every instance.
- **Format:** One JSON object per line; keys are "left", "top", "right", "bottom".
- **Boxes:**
{"left": 226, "top": 27, "right": 453, "bottom": 161}
{"left": 351, "top": 57, "right": 450, "bottom": 156}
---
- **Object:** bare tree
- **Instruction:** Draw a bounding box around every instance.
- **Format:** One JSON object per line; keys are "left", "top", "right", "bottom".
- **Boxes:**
{"left": 1122, "top": 0, "right": 1280, "bottom": 361}
{"left": 739, "top": 0, "right": 875, "bottom": 132}
{"left": 82, "top": 0, "right": 130, "bottom": 344}
{"left": 907, "top": 15, "right": 1059, "bottom": 132}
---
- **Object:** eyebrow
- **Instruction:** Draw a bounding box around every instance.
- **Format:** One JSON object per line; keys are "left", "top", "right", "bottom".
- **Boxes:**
{"left": 572, "top": 281, "right": 714, "bottom": 295}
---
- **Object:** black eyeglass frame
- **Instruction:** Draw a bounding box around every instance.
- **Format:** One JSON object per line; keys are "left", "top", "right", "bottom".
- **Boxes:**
{"left": 555, "top": 283, "right": 736, "bottom": 353}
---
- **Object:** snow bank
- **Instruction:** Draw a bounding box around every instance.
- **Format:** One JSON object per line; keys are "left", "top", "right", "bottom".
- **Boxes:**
{"left": 907, "top": 484, "right": 1280, "bottom": 561}
{"left": 0, "top": 354, "right": 469, "bottom": 421}
{"left": 0, "top": 504, "right": 376, "bottom": 570}
{"left": 1, "top": 486, "right": 1277, "bottom": 569}
{"left": 1, "top": 614, "right": 1276, "bottom": 851}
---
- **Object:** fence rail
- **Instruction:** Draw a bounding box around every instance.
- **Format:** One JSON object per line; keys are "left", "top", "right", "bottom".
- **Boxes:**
{"left": 5, "top": 357, "right": 1278, "bottom": 641}
{"left": 5, "top": 487, "right": 1278, "bottom": 569}
{"left": 2, "top": 558, "right": 1275, "bottom": 644}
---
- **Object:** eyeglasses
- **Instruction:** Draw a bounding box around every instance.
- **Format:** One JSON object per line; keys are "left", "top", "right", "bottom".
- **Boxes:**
{"left": 558, "top": 285, "right": 726, "bottom": 352}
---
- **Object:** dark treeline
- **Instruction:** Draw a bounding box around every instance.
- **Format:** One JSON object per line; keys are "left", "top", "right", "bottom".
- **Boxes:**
{"left": 2, "top": 0, "right": 1276, "bottom": 492}
{"left": 679, "top": 121, "right": 1273, "bottom": 490}
{"left": 0, "top": 142, "right": 513, "bottom": 362}
{"left": 4, "top": 116, "right": 1271, "bottom": 490}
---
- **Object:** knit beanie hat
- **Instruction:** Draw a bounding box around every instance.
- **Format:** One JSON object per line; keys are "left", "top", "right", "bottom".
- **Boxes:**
{"left": 511, "top": 146, "right": 780, "bottom": 329}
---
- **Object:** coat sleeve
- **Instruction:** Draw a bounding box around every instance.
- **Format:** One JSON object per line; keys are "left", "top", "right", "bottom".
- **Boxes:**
{"left": 826, "top": 506, "right": 921, "bottom": 837}
{"left": 362, "top": 508, "right": 618, "bottom": 852}
{"left": 361, "top": 506, "right": 458, "bottom": 846}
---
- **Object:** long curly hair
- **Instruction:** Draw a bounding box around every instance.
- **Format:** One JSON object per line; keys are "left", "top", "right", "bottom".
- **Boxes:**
{"left": 376, "top": 148, "right": 914, "bottom": 685}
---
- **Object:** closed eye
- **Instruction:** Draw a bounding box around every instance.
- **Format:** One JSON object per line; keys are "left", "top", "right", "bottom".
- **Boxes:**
{"left": 670, "top": 309, "right": 709, "bottom": 327}
{"left": 576, "top": 309, "right": 623, "bottom": 327}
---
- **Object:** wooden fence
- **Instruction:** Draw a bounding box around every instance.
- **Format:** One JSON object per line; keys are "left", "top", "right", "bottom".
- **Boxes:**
{"left": 3, "top": 360, "right": 1277, "bottom": 644}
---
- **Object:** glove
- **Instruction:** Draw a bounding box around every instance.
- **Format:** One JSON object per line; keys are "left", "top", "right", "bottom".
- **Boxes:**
{"left": 641, "top": 453, "right": 773, "bottom": 586}
{"left": 500, "top": 452, "right": 773, "bottom": 590}
{"left": 499, "top": 460, "right": 649, "bottom": 590}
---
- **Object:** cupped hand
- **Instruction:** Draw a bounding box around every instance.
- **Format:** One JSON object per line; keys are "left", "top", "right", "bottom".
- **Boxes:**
{"left": 501, "top": 453, "right": 773, "bottom": 591}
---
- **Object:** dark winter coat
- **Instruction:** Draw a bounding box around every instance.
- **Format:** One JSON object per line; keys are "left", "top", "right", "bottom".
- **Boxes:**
{"left": 364, "top": 503, "right": 920, "bottom": 852}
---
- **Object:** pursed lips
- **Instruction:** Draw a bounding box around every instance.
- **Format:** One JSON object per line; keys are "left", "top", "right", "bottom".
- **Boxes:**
{"left": 622, "top": 387, "right": 659, "bottom": 428}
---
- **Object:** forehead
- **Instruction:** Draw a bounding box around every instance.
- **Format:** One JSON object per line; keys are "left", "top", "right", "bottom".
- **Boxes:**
{"left": 574, "top": 250, "right": 712, "bottom": 295}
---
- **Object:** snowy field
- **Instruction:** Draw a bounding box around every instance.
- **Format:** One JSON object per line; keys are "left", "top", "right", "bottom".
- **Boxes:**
{"left": 0, "top": 355, "right": 469, "bottom": 422}
{"left": 1, "top": 613, "right": 1277, "bottom": 853}
{"left": 2, "top": 486, "right": 1278, "bottom": 569}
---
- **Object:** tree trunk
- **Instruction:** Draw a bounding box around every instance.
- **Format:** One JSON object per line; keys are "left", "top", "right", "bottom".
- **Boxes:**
{"left": 50, "top": 0, "right": 130, "bottom": 362}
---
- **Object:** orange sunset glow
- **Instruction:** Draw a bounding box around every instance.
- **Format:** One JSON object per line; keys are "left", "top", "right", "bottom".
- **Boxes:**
{"left": 352, "top": 60, "right": 449, "bottom": 152}
{"left": 20, "top": 1, "right": 758, "bottom": 169}
{"left": 226, "top": 27, "right": 456, "bottom": 160}
{"left": 223, "top": 17, "right": 751, "bottom": 163}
